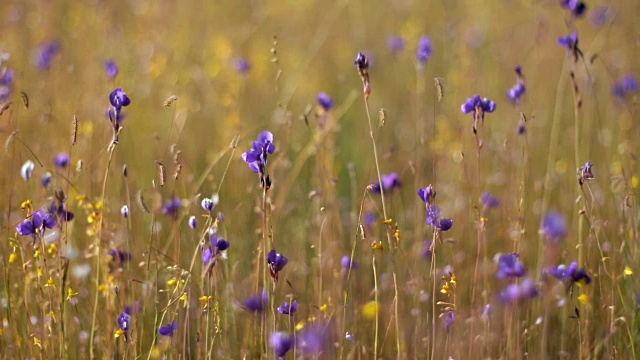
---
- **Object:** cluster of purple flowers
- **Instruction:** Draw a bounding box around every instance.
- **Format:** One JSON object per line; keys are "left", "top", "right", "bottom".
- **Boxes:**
{"left": 241, "top": 131, "right": 276, "bottom": 189}
{"left": 161, "top": 197, "right": 181, "bottom": 218}
{"left": 498, "top": 278, "right": 539, "bottom": 303}
{"left": 548, "top": 262, "right": 591, "bottom": 285}
{"left": 244, "top": 289, "right": 268, "bottom": 312}
{"left": 107, "top": 87, "right": 131, "bottom": 143}
{"left": 202, "top": 232, "right": 230, "bottom": 265}
{"left": 461, "top": 95, "right": 497, "bottom": 133}
{"left": 16, "top": 209, "right": 56, "bottom": 237}
{"left": 417, "top": 185, "right": 453, "bottom": 231}
{"left": 496, "top": 253, "right": 526, "bottom": 279}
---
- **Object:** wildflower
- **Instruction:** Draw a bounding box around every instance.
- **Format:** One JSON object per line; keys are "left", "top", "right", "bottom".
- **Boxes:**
{"left": 561, "top": 0, "right": 587, "bottom": 17}
{"left": 496, "top": 253, "right": 527, "bottom": 279}
{"left": 158, "top": 320, "right": 178, "bottom": 336}
{"left": 270, "top": 332, "right": 293, "bottom": 358}
{"left": 590, "top": 6, "right": 610, "bottom": 27}
{"left": 21, "top": 160, "right": 35, "bottom": 181}
{"left": 116, "top": 307, "right": 132, "bottom": 338}
{"left": 441, "top": 310, "right": 455, "bottom": 332}
{"left": 120, "top": 205, "right": 129, "bottom": 218}
{"left": 0, "top": 66, "right": 14, "bottom": 102}
{"left": 548, "top": 262, "right": 591, "bottom": 285}
{"left": 354, "top": 52, "right": 371, "bottom": 98}
{"left": 188, "top": 216, "right": 197, "bottom": 229}
{"left": 233, "top": 58, "right": 251, "bottom": 74}
{"left": 16, "top": 209, "right": 55, "bottom": 237}
{"left": 578, "top": 161, "right": 594, "bottom": 184}
{"left": 161, "top": 197, "right": 181, "bottom": 218}
{"left": 317, "top": 92, "right": 334, "bottom": 111}
{"left": 105, "top": 60, "right": 118, "bottom": 79}
{"left": 108, "top": 249, "right": 132, "bottom": 267}
{"left": 52, "top": 153, "right": 69, "bottom": 169}
{"left": 341, "top": 255, "right": 358, "bottom": 270}
{"left": 243, "top": 289, "right": 268, "bottom": 312}
{"left": 481, "top": 192, "right": 500, "bottom": 208}
{"left": 49, "top": 197, "right": 74, "bottom": 222}
{"left": 35, "top": 41, "right": 60, "bottom": 71}
{"left": 277, "top": 300, "right": 298, "bottom": 315}
{"left": 542, "top": 211, "right": 567, "bottom": 241}
{"left": 371, "top": 173, "right": 402, "bottom": 193}
{"left": 387, "top": 35, "right": 406, "bottom": 53}
{"left": 267, "top": 249, "right": 288, "bottom": 281}
{"left": 298, "top": 320, "right": 332, "bottom": 355}
{"left": 106, "top": 107, "right": 127, "bottom": 126}
{"left": 461, "top": 95, "right": 496, "bottom": 133}
{"left": 109, "top": 88, "right": 131, "bottom": 112}
{"left": 416, "top": 36, "right": 433, "bottom": 65}
{"left": 558, "top": 32, "right": 579, "bottom": 49}
{"left": 202, "top": 233, "right": 230, "bottom": 265}
{"left": 417, "top": 185, "right": 435, "bottom": 205}
{"left": 425, "top": 205, "right": 453, "bottom": 231}
{"left": 242, "top": 131, "right": 276, "bottom": 189}
{"left": 201, "top": 197, "right": 214, "bottom": 212}
{"left": 422, "top": 240, "right": 434, "bottom": 259}
{"left": 41, "top": 172, "right": 52, "bottom": 188}
{"left": 612, "top": 74, "right": 638, "bottom": 98}
{"left": 498, "top": 277, "right": 539, "bottom": 303}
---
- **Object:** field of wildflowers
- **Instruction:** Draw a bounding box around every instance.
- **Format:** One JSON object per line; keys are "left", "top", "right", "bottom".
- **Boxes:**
{"left": 0, "top": 0, "right": 638, "bottom": 359}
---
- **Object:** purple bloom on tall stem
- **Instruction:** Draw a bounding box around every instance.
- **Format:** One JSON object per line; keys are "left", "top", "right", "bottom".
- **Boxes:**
{"left": 270, "top": 332, "right": 293, "bottom": 358}
{"left": 277, "top": 300, "right": 298, "bottom": 315}
{"left": 498, "top": 278, "right": 539, "bottom": 303}
{"left": 16, "top": 211, "right": 44, "bottom": 236}
{"left": 188, "top": 216, "right": 197, "bottom": 229}
{"left": 561, "top": 0, "right": 587, "bottom": 17}
{"left": 496, "top": 253, "right": 527, "bottom": 279}
{"left": 558, "top": 32, "right": 579, "bottom": 49}
{"left": 161, "top": 197, "right": 181, "bottom": 218}
{"left": 54, "top": 153, "right": 70, "bottom": 169}
{"left": 242, "top": 131, "right": 276, "bottom": 189}
{"left": 442, "top": 310, "right": 455, "bottom": 332}
{"left": 416, "top": 36, "right": 433, "bottom": 65}
{"left": 341, "top": 255, "right": 358, "bottom": 270}
{"left": 35, "top": 41, "right": 60, "bottom": 70}
{"left": 612, "top": 75, "right": 638, "bottom": 98}
{"left": 201, "top": 198, "right": 214, "bottom": 212}
{"left": 317, "top": 92, "right": 333, "bottom": 111}
{"left": 0, "top": 67, "right": 14, "bottom": 102}
{"left": 417, "top": 185, "right": 435, "bottom": 205}
{"left": 121, "top": 205, "right": 129, "bottom": 218}
{"left": 543, "top": 211, "right": 567, "bottom": 241}
{"left": 105, "top": 60, "right": 118, "bottom": 79}
{"left": 371, "top": 173, "right": 402, "bottom": 193}
{"left": 117, "top": 306, "right": 132, "bottom": 337}
{"left": 108, "top": 249, "right": 132, "bottom": 264}
{"left": 158, "top": 320, "right": 178, "bottom": 336}
{"left": 41, "top": 172, "right": 52, "bottom": 188}
{"left": 243, "top": 289, "right": 268, "bottom": 312}
{"left": 461, "top": 95, "right": 496, "bottom": 132}
{"left": 109, "top": 88, "right": 131, "bottom": 111}
{"left": 548, "top": 262, "right": 591, "bottom": 285}
{"left": 354, "top": 52, "right": 371, "bottom": 98}
{"left": 508, "top": 66, "right": 526, "bottom": 104}
{"left": 267, "top": 249, "right": 288, "bottom": 281}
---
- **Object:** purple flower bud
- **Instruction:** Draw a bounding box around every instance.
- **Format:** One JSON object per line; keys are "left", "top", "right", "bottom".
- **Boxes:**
{"left": 317, "top": 92, "right": 334, "bottom": 111}
{"left": 416, "top": 36, "right": 433, "bottom": 64}
{"left": 277, "top": 300, "right": 298, "bottom": 315}
{"left": 105, "top": 60, "right": 118, "bottom": 79}
{"left": 158, "top": 320, "right": 178, "bottom": 336}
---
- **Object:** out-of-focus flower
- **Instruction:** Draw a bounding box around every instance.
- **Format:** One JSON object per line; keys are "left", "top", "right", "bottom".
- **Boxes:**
{"left": 317, "top": 92, "right": 333, "bottom": 111}
{"left": 341, "top": 255, "right": 358, "bottom": 270}
{"left": 612, "top": 75, "right": 638, "bottom": 98}
{"left": 243, "top": 289, "right": 268, "bottom": 313}
{"left": 105, "top": 60, "right": 118, "bottom": 79}
{"left": 277, "top": 300, "right": 298, "bottom": 315}
{"left": 41, "top": 172, "right": 52, "bottom": 188}
{"left": 461, "top": 95, "right": 497, "bottom": 117}
{"left": 590, "top": 6, "right": 611, "bottom": 27}
{"left": 35, "top": 41, "right": 60, "bottom": 71}
{"left": 158, "top": 320, "right": 178, "bottom": 336}
{"left": 496, "top": 253, "right": 526, "bottom": 279}
{"left": 0, "top": 66, "right": 14, "bottom": 102}
{"left": 120, "top": 205, "right": 129, "bottom": 218}
{"left": 297, "top": 320, "right": 332, "bottom": 356}
{"left": 54, "top": 153, "right": 70, "bottom": 169}
{"left": 542, "top": 211, "right": 567, "bottom": 241}
{"left": 117, "top": 306, "right": 132, "bottom": 338}
{"left": 270, "top": 332, "right": 293, "bottom": 358}
{"left": 371, "top": 173, "right": 402, "bottom": 193}
{"left": 481, "top": 192, "right": 500, "bottom": 208}
{"left": 188, "top": 216, "right": 197, "bottom": 229}
{"left": 548, "top": 262, "right": 591, "bottom": 286}
{"left": 498, "top": 278, "right": 539, "bottom": 303}
{"left": 267, "top": 250, "right": 288, "bottom": 281}
{"left": 233, "top": 58, "right": 251, "bottom": 74}
{"left": 387, "top": 35, "right": 406, "bottom": 53}
{"left": 425, "top": 205, "right": 453, "bottom": 231}
{"left": 558, "top": 32, "right": 579, "bottom": 49}
{"left": 161, "top": 197, "right": 181, "bottom": 218}
{"left": 201, "top": 198, "right": 214, "bottom": 212}
{"left": 21, "top": 160, "right": 35, "bottom": 181}
{"left": 561, "top": 0, "right": 587, "bottom": 17}
{"left": 441, "top": 310, "right": 455, "bottom": 332}
{"left": 422, "top": 240, "right": 433, "bottom": 259}
{"left": 416, "top": 36, "right": 433, "bottom": 65}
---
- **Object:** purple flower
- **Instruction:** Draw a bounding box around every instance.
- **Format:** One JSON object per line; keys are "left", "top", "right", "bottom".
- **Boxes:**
{"left": 202, "top": 248, "right": 213, "bottom": 265}
{"left": 243, "top": 289, "right": 268, "bottom": 312}
{"left": 590, "top": 6, "right": 610, "bottom": 28}
{"left": 354, "top": 52, "right": 369, "bottom": 72}
{"left": 214, "top": 238, "right": 230, "bottom": 251}
{"left": 158, "top": 320, "right": 178, "bottom": 336}
{"left": 442, "top": 310, "right": 455, "bottom": 332}
{"left": 543, "top": 211, "right": 567, "bottom": 241}
{"left": 579, "top": 161, "right": 594, "bottom": 182}
{"left": 21, "top": 160, "right": 35, "bottom": 181}
{"left": 109, "top": 88, "right": 131, "bottom": 111}
{"left": 496, "top": 253, "right": 527, "bottom": 279}
{"left": 161, "top": 197, "right": 181, "bottom": 218}
{"left": 341, "top": 255, "right": 358, "bottom": 270}
{"left": 417, "top": 185, "right": 435, "bottom": 204}
{"left": 422, "top": 240, "right": 433, "bottom": 259}
{"left": 41, "top": 172, "right": 52, "bottom": 188}
{"left": 277, "top": 300, "right": 298, "bottom": 315}
{"left": 426, "top": 205, "right": 441, "bottom": 227}
{"left": 387, "top": 35, "right": 406, "bottom": 53}
{"left": 121, "top": 205, "right": 129, "bottom": 218}
{"left": 508, "top": 82, "right": 526, "bottom": 103}
{"left": 35, "top": 41, "right": 60, "bottom": 71}
{"left": 54, "top": 153, "right": 70, "bottom": 169}
{"left": 117, "top": 307, "right": 132, "bottom": 335}
{"left": 558, "top": 32, "right": 578, "bottom": 49}
{"left": 105, "top": 60, "right": 118, "bottom": 79}
{"left": 548, "top": 262, "right": 591, "bottom": 285}
{"left": 17, "top": 211, "right": 44, "bottom": 236}
{"left": 242, "top": 131, "right": 276, "bottom": 187}
{"left": 461, "top": 95, "right": 497, "bottom": 116}
{"left": 297, "top": 321, "right": 332, "bottom": 355}
{"left": 201, "top": 198, "right": 214, "bottom": 212}
{"left": 364, "top": 212, "right": 376, "bottom": 226}
{"left": 612, "top": 75, "right": 638, "bottom": 98}
{"left": 188, "top": 216, "right": 197, "bottom": 229}
{"left": 371, "top": 172, "right": 402, "bottom": 193}
{"left": 106, "top": 107, "right": 127, "bottom": 126}
{"left": 108, "top": 249, "right": 132, "bottom": 264}
{"left": 267, "top": 249, "right": 288, "bottom": 281}
{"left": 49, "top": 200, "right": 74, "bottom": 222}
{"left": 416, "top": 36, "right": 433, "bottom": 64}
{"left": 438, "top": 218, "right": 454, "bottom": 231}
{"left": 234, "top": 58, "right": 251, "bottom": 74}
{"left": 561, "top": 0, "right": 587, "bottom": 17}
{"left": 0, "top": 67, "right": 14, "bottom": 103}
{"left": 270, "top": 332, "right": 293, "bottom": 358}
{"left": 498, "top": 278, "right": 539, "bottom": 303}
{"left": 317, "top": 92, "right": 333, "bottom": 111}
{"left": 481, "top": 192, "right": 500, "bottom": 208}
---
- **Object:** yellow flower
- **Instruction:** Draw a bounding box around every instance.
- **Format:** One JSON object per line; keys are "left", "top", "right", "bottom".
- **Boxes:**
{"left": 45, "top": 277, "right": 55, "bottom": 288}
{"left": 295, "top": 321, "right": 305, "bottom": 331}
{"left": 624, "top": 266, "right": 633, "bottom": 277}
{"left": 21, "top": 200, "right": 32, "bottom": 210}
{"left": 362, "top": 301, "right": 378, "bottom": 319}
{"left": 67, "top": 288, "right": 78, "bottom": 301}
{"left": 578, "top": 294, "right": 589, "bottom": 304}
{"left": 319, "top": 304, "right": 328, "bottom": 312}
{"left": 114, "top": 329, "right": 124, "bottom": 338}
{"left": 180, "top": 293, "right": 188, "bottom": 307}
{"left": 383, "top": 219, "right": 393, "bottom": 225}
{"left": 8, "top": 253, "right": 18, "bottom": 263}
{"left": 167, "top": 279, "right": 177, "bottom": 286}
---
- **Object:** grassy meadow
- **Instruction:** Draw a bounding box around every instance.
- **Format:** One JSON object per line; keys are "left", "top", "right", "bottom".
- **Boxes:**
{"left": 0, "top": 0, "right": 639, "bottom": 358}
